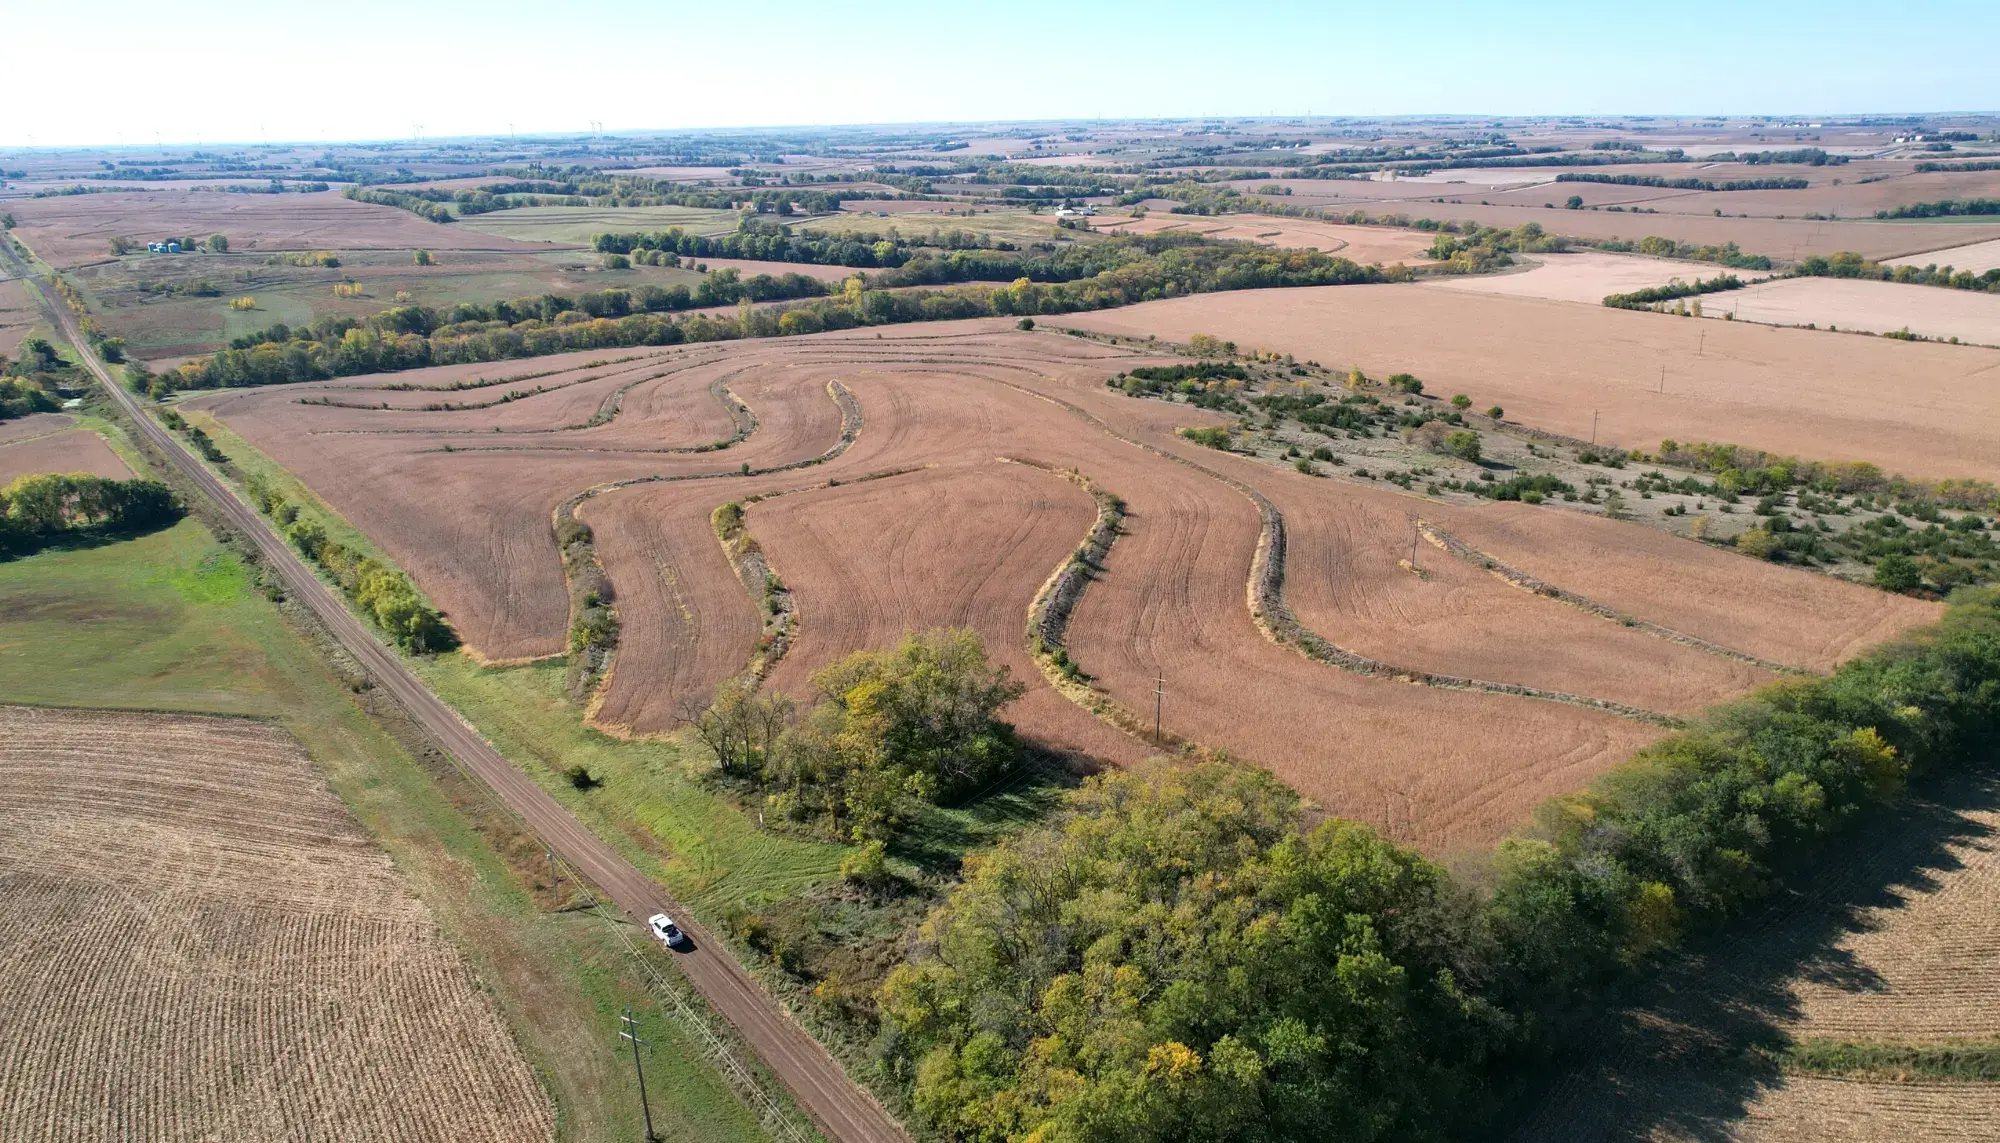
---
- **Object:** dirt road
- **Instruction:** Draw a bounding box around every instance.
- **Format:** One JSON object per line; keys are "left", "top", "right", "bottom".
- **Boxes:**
{"left": 2, "top": 240, "right": 909, "bottom": 1143}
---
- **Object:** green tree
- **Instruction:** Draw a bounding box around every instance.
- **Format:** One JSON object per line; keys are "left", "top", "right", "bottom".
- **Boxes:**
{"left": 1450, "top": 394, "right": 1472, "bottom": 411}
{"left": 1874, "top": 552, "right": 1922, "bottom": 593}
{"left": 205, "top": 234, "right": 228, "bottom": 253}
{"left": 413, "top": 248, "right": 433, "bottom": 266}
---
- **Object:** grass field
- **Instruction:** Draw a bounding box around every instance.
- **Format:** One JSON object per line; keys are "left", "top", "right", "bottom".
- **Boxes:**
{"left": 797, "top": 207, "right": 1083, "bottom": 245}
{"left": 0, "top": 518, "right": 774, "bottom": 1143}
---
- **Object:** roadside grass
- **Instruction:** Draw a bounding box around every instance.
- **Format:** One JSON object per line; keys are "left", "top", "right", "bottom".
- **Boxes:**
{"left": 418, "top": 655, "right": 847, "bottom": 915}
{"left": 0, "top": 518, "right": 774, "bottom": 1143}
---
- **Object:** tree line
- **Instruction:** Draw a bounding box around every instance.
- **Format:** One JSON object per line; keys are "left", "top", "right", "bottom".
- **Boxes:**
{"left": 1602, "top": 274, "right": 1745, "bottom": 309}
{"left": 154, "top": 244, "right": 1393, "bottom": 392}
{"left": 593, "top": 219, "right": 1020, "bottom": 270}
{"left": 1556, "top": 173, "right": 1808, "bottom": 191}
{"left": 1797, "top": 250, "right": 2000, "bottom": 293}
{"left": 243, "top": 473, "right": 457, "bottom": 653}
{"left": 878, "top": 588, "right": 2000, "bottom": 1141}
{"left": 0, "top": 339, "right": 67, "bottom": 421}
{"left": 1874, "top": 197, "right": 2000, "bottom": 219}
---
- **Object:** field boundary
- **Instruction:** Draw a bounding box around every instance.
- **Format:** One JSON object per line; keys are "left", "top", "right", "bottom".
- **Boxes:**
{"left": 1417, "top": 520, "right": 1805, "bottom": 674}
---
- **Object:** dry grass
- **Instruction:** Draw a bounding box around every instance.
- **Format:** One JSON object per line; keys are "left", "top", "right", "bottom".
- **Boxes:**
{"left": 0, "top": 705, "right": 554, "bottom": 1143}
{"left": 1429, "top": 250, "right": 1772, "bottom": 305}
{"left": 1886, "top": 237, "right": 2000, "bottom": 275}
{"left": 1715, "top": 277, "right": 2000, "bottom": 346}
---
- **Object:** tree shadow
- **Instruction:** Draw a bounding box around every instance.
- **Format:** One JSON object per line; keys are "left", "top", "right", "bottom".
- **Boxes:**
{"left": 887, "top": 744, "right": 1093, "bottom": 876}
{"left": 1492, "top": 767, "right": 2000, "bottom": 1142}
{"left": 0, "top": 513, "right": 184, "bottom": 564}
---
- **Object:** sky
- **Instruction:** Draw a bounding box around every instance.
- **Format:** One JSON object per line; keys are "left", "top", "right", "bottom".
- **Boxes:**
{"left": 6, "top": 0, "right": 1996, "bottom": 148}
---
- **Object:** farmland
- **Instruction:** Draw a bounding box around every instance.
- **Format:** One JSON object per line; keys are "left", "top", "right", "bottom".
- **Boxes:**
{"left": 1055, "top": 284, "right": 2000, "bottom": 483}
{"left": 190, "top": 320, "right": 1928, "bottom": 850}
{"left": 0, "top": 705, "right": 555, "bottom": 1143}
{"left": 0, "top": 424, "right": 131, "bottom": 482}
{"left": 1714, "top": 275, "right": 2000, "bottom": 345}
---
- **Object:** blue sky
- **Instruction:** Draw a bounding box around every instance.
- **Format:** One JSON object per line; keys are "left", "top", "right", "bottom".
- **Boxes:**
{"left": 6, "top": 0, "right": 1996, "bottom": 147}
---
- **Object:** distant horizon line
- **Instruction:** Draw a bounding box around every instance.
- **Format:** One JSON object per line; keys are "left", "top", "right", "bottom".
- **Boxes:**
{"left": 5, "top": 110, "right": 1997, "bottom": 154}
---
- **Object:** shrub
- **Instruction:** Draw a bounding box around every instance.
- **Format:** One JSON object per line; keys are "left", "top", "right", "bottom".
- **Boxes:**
{"left": 1179, "top": 426, "right": 1232, "bottom": 450}
{"left": 1735, "top": 528, "right": 1780, "bottom": 559}
{"left": 1444, "top": 429, "right": 1482, "bottom": 462}
{"left": 1874, "top": 552, "right": 1922, "bottom": 593}
{"left": 1016, "top": 317, "right": 1035, "bottom": 330}
{"left": 1450, "top": 393, "right": 1472, "bottom": 410}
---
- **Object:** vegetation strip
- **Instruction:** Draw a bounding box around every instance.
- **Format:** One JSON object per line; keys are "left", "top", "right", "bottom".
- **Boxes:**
{"left": 1418, "top": 520, "right": 1804, "bottom": 673}
{"left": 1771, "top": 1039, "right": 2000, "bottom": 1083}
{"left": 1006, "top": 458, "right": 1208, "bottom": 753}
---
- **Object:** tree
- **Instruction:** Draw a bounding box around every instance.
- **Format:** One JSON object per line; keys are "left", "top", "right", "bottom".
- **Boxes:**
{"left": 1566, "top": 195, "right": 1585, "bottom": 210}
{"left": 1874, "top": 552, "right": 1922, "bottom": 593}
{"left": 413, "top": 248, "right": 433, "bottom": 266}
{"left": 109, "top": 236, "right": 139, "bottom": 255}
{"left": 683, "top": 679, "right": 794, "bottom": 778}
{"left": 1016, "top": 317, "right": 1035, "bottom": 330}
{"left": 1450, "top": 394, "right": 1472, "bottom": 411}
{"left": 1444, "top": 429, "right": 1482, "bottom": 462}
{"left": 1189, "top": 333, "right": 1227, "bottom": 357}
{"left": 205, "top": 234, "right": 228, "bottom": 253}
{"left": 1486, "top": 405, "right": 1504, "bottom": 420}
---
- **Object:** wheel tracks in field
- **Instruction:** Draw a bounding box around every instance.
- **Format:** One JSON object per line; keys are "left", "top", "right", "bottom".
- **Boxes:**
{"left": 1415, "top": 520, "right": 1807, "bottom": 676}
{"left": 983, "top": 376, "right": 1680, "bottom": 726}
{"left": 553, "top": 380, "right": 863, "bottom": 734}
{"left": 296, "top": 356, "right": 674, "bottom": 416}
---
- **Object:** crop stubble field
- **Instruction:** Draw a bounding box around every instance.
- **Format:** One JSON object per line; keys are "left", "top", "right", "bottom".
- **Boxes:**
{"left": 1056, "top": 286, "right": 2000, "bottom": 484}
{"left": 0, "top": 425, "right": 133, "bottom": 482}
{"left": 0, "top": 705, "right": 554, "bottom": 1143}
{"left": 194, "top": 320, "right": 1931, "bottom": 849}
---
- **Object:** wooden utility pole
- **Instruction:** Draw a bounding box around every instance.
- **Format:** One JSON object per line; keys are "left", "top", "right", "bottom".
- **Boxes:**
{"left": 620, "top": 1006, "right": 656, "bottom": 1142}
{"left": 1153, "top": 677, "right": 1165, "bottom": 746}
{"left": 1591, "top": 409, "right": 1599, "bottom": 444}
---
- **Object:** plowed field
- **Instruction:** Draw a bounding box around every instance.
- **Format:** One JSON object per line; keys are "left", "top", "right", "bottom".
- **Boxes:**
{"left": 0, "top": 705, "right": 554, "bottom": 1143}
{"left": 201, "top": 320, "right": 1929, "bottom": 848}
{"left": 0, "top": 427, "right": 132, "bottom": 482}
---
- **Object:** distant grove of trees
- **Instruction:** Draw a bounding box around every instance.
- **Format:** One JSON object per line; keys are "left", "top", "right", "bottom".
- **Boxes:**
{"left": 1602, "top": 273, "right": 1745, "bottom": 309}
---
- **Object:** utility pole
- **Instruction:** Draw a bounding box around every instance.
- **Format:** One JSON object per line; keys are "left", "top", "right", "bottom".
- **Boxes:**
{"left": 545, "top": 845, "right": 558, "bottom": 893}
{"left": 1659, "top": 365, "right": 1666, "bottom": 394}
{"left": 1591, "top": 409, "right": 1599, "bottom": 445}
{"left": 1153, "top": 677, "right": 1165, "bottom": 746}
{"left": 619, "top": 1006, "right": 656, "bottom": 1142}
{"left": 1698, "top": 329, "right": 1705, "bottom": 357}
{"left": 1409, "top": 518, "right": 1420, "bottom": 570}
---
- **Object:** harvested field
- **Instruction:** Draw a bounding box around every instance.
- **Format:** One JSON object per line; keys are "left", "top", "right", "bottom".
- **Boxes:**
{"left": 5, "top": 190, "right": 547, "bottom": 268}
{"left": 0, "top": 278, "right": 38, "bottom": 356}
{"left": 1712, "top": 1078, "right": 2000, "bottom": 1142}
{"left": 697, "top": 257, "right": 861, "bottom": 282}
{"left": 1223, "top": 189, "right": 2000, "bottom": 261}
{"left": 1053, "top": 285, "right": 2000, "bottom": 483}
{"left": 0, "top": 428, "right": 132, "bottom": 483}
{"left": 1886, "top": 237, "right": 2000, "bottom": 275}
{"left": 0, "top": 705, "right": 553, "bottom": 1143}
{"left": 755, "top": 460, "right": 1145, "bottom": 763}
{"left": 0, "top": 411, "right": 73, "bottom": 445}
{"left": 1427, "top": 503, "right": 1939, "bottom": 673}
{"left": 204, "top": 321, "right": 1933, "bottom": 849}
{"left": 1088, "top": 213, "right": 1437, "bottom": 263}
{"left": 1715, "top": 276, "right": 2000, "bottom": 345}
{"left": 1429, "top": 250, "right": 1771, "bottom": 305}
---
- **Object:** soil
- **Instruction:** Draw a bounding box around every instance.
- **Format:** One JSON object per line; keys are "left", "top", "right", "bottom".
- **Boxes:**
{"left": 0, "top": 428, "right": 133, "bottom": 483}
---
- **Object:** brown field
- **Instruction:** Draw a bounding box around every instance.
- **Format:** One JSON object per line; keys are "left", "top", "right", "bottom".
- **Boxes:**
{"left": 0, "top": 411, "right": 74, "bottom": 445}
{"left": 0, "top": 704, "right": 553, "bottom": 1143}
{"left": 1088, "top": 213, "right": 1437, "bottom": 263}
{"left": 1715, "top": 276, "right": 2000, "bottom": 345}
{"left": 201, "top": 322, "right": 1929, "bottom": 849}
{"left": 0, "top": 278, "right": 39, "bottom": 356}
{"left": 1429, "top": 250, "right": 1771, "bottom": 305}
{"left": 1887, "top": 237, "right": 2000, "bottom": 274}
{"left": 0, "top": 428, "right": 133, "bottom": 483}
{"left": 1230, "top": 185, "right": 2000, "bottom": 261}
{"left": 6, "top": 189, "right": 550, "bottom": 268}
{"left": 1053, "top": 285, "right": 2000, "bottom": 483}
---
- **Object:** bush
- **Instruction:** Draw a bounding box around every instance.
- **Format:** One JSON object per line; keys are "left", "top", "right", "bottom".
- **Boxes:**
{"left": 1875, "top": 552, "right": 1922, "bottom": 593}
{"left": 1179, "top": 426, "right": 1233, "bottom": 450}
{"left": 1450, "top": 394, "right": 1472, "bottom": 410}
{"left": 1444, "top": 429, "right": 1482, "bottom": 462}
{"left": 1016, "top": 317, "right": 1035, "bottom": 330}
